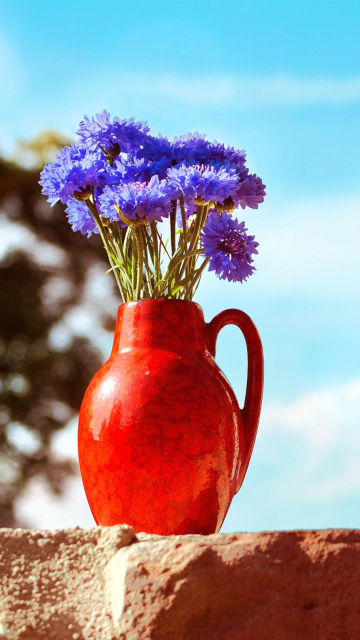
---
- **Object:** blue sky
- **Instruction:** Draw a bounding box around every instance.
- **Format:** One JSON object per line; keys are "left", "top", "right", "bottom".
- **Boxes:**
{"left": 1, "top": 0, "right": 360, "bottom": 532}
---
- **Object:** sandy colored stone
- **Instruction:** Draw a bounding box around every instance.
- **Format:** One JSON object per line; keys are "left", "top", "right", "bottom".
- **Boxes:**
{"left": 1, "top": 527, "right": 360, "bottom": 639}
{"left": 0, "top": 525, "right": 136, "bottom": 640}
{"left": 114, "top": 529, "right": 360, "bottom": 640}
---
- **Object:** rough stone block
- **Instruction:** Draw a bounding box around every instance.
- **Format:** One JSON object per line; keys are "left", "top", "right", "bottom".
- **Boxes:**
{"left": 1, "top": 528, "right": 360, "bottom": 639}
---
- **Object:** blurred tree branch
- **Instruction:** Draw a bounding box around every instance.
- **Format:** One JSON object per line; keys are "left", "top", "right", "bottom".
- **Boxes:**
{"left": 0, "top": 132, "right": 119, "bottom": 526}
{"left": 13, "top": 130, "right": 73, "bottom": 170}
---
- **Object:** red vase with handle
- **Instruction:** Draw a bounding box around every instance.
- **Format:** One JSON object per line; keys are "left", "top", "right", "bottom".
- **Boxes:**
{"left": 78, "top": 299, "right": 264, "bottom": 535}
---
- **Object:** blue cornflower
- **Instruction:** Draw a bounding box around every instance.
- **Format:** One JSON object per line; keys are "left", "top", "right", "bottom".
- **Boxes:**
{"left": 137, "top": 131, "right": 247, "bottom": 172}
{"left": 233, "top": 172, "right": 266, "bottom": 210}
{"left": 172, "top": 136, "right": 247, "bottom": 167}
{"left": 98, "top": 175, "right": 174, "bottom": 224}
{"left": 171, "top": 132, "right": 211, "bottom": 165}
{"left": 115, "top": 157, "right": 170, "bottom": 183}
{"left": 207, "top": 163, "right": 266, "bottom": 212}
{"left": 201, "top": 211, "right": 258, "bottom": 283}
{"left": 138, "top": 132, "right": 209, "bottom": 165}
{"left": 39, "top": 144, "right": 109, "bottom": 206}
{"left": 78, "top": 110, "right": 150, "bottom": 159}
{"left": 205, "top": 142, "right": 247, "bottom": 167}
{"left": 136, "top": 134, "right": 173, "bottom": 163}
{"left": 65, "top": 200, "right": 99, "bottom": 237}
{"left": 167, "top": 163, "right": 239, "bottom": 205}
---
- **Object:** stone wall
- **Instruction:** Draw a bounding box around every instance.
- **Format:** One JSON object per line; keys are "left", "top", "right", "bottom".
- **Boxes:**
{"left": 1, "top": 527, "right": 360, "bottom": 639}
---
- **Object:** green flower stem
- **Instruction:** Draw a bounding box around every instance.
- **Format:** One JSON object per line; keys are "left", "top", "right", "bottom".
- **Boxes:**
{"left": 131, "top": 230, "right": 138, "bottom": 299}
{"left": 150, "top": 222, "right": 161, "bottom": 293}
{"left": 185, "top": 257, "right": 210, "bottom": 300}
{"left": 179, "top": 195, "right": 188, "bottom": 280}
{"left": 123, "top": 226, "right": 133, "bottom": 263}
{"left": 200, "top": 202, "right": 210, "bottom": 229}
{"left": 102, "top": 233, "right": 129, "bottom": 300}
{"left": 85, "top": 194, "right": 211, "bottom": 303}
{"left": 135, "top": 227, "right": 144, "bottom": 300}
{"left": 86, "top": 199, "right": 127, "bottom": 299}
{"left": 142, "top": 226, "right": 154, "bottom": 264}
{"left": 188, "top": 203, "right": 209, "bottom": 280}
{"left": 118, "top": 227, "right": 135, "bottom": 298}
{"left": 141, "top": 228, "right": 153, "bottom": 297}
{"left": 179, "top": 195, "right": 187, "bottom": 249}
{"left": 156, "top": 248, "right": 203, "bottom": 298}
{"left": 110, "top": 208, "right": 136, "bottom": 298}
{"left": 159, "top": 241, "right": 189, "bottom": 294}
{"left": 106, "top": 223, "right": 133, "bottom": 301}
{"left": 108, "top": 225, "right": 127, "bottom": 271}
{"left": 170, "top": 200, "right": 176, "bottom": 255}
{"left": 162, "top": 249, "right": 203, "bottom": 282}
{"left": 189, "top": 205, "right": 204, "bottom": 251}
{"left": 176, "top": 204, "right": 205, "bottom": 283}
{"left": 157, "top": 229, "right": 171, "bottom": 260}
{"left": 112, "top": 222, "right": 126, "bottom": 263}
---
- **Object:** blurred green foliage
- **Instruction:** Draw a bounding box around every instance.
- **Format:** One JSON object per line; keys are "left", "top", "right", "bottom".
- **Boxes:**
{"left": 0, "top": 134, "right": 118, "bottom": 526}
{"left": 14, "top": 130, "right": 73, "bottom": 170}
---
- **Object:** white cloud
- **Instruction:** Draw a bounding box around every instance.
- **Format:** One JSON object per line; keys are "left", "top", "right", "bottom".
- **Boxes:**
{"left": 3, "top": 69, "right": 360, "bottom": 156}
{"left": 233, "top": 74, "right": 360, "bottom": 107}
{"left": 253, "top": 191, "right": 360, "bottom": 297}
{"left": 124, "top": 74, "right": 238, "bottom": 106}
{"left": 0, "top": 29, "right": 25, "bottom": 92}
{"left": 262, "top": 378, "right": 360, "bottom": 450}
{"left": 0, "top": 36, "right": 13, "bottom": 85}
{"left": 261, "top": 378, "right": 360, "bottom": 499}
{"left": 71, "top": 71, "right": 360, "bottom": 110}
{"left": 197, "top": 191, "right": 360, "bottom": 302}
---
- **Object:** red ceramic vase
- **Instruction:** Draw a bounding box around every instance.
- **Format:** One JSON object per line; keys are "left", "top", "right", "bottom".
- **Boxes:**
{"left": 78, "top": 300, "right": 264, "bottom": 535}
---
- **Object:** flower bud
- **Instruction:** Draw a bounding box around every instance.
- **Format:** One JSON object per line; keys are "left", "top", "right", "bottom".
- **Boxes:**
{"left": 73, "top": 186, "right": 93, "bottom": 202}
{"left": 215, "top": 196, "right": 235, "bottom": 214}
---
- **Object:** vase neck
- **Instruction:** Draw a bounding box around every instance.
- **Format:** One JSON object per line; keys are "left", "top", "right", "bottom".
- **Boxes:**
{"left": 110, "top": 300, "right": 208, "bottom": 356}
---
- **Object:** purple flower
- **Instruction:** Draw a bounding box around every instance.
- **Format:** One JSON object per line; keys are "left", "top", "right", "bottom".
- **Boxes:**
{"left": 206, "top": 142, "right": 247, "bottom": 166}
{"left": 137, "top": 134, "right": 173, "bottom": 163}
{"left": 77, "top": 110, "right": 150, "bottom": 157}
{"left": 98, "top": 175, "right": 174, "bottom": 224}
{"left": 115, "top": 157, "right": 170, "bottom": 183}
{"left": 167, "top": 163, "right": 239, "bottom": 205}
{"left": 233, "top": 172, "right": 266, "bottom": 210}
{"left": 39, "top": 144, "right": 109, "bottom": 206}
{"left": 169, "top": 134, "right": 246, "bottom": 167}
{"left": 207, "top": 163, "right": 266, "bottom": 211}
{"left": 65, "top": 200, "right": 99, "bottom": 237}
{"left": 201, "top": 211, "right": 258, "bottom": 282}
{"left": 171, "top": 132, "right": 211, "bottom": 165}
{"left": 137, "top": 132, "right": 247, "bottom": 170}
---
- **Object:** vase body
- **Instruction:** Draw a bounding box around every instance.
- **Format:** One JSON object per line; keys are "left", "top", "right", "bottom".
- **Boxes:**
{"left": 78, "top": 299, "right": 263, "bottom": 535}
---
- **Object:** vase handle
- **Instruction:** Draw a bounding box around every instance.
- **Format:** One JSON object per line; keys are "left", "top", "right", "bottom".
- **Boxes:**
{"left": 206, "top": 309, "right": 264, "bottom": 493}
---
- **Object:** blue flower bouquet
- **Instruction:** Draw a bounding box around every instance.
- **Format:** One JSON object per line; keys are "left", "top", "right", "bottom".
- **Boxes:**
{"left": 40, "top": 111, "right": 266, "bottom": 301}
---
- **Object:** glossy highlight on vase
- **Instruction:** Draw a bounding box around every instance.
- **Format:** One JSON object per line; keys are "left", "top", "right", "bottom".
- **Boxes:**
{"left": 78, "top": 300, "right": 264, "bottom": 535}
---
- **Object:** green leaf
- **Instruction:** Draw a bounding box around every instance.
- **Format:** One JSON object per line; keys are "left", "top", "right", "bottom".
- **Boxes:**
{"left": 106, "top": 250, "right": 122, "bottom": 267}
